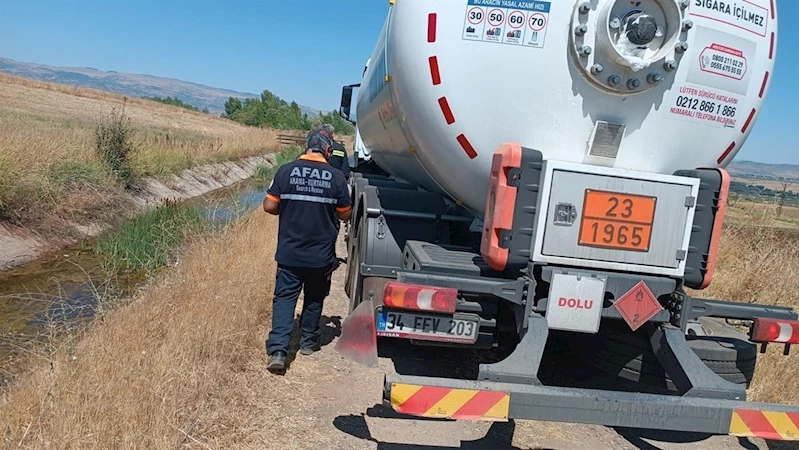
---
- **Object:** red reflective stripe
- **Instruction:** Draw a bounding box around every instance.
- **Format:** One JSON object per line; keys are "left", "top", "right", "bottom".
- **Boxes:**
{"left": 736, "top": 410, "right": 782, "bottom": 440}
{"left": 429, "top": 56, "right": 441, "bottom": 85}
{"left": 787, "top": 412, "right": 799, "bottom": 430}
{"left": 717, "top": 142, "right": 736, "bottom": 164}
{"left": 439, "top": 97, "right": 455, "bottom": 124}
{"left": 427, "top": 13, "right": 437, "bottom": 43}
{"left": 769, "top": 32, "right": 775, "bottom": 59}
{"left": 396, "top": 386, "right": 451, "bottom": 414}
{"left": 741, "top": 108, "right": 756, "bottom": 133}
{"left": 770, "top": 0, "right": 775, "bottom": 19}
{"left": 759, "top": 72, "right": 770, "bottom": 98}
{"left": 457, "top": 134, "right": 478, "bottom": 159}
{"left": 452, "top": 390, "right": 507, "bottom": 419}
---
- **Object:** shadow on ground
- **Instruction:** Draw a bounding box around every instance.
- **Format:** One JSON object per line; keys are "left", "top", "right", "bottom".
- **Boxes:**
{"left": 334, "top": 405, "right": 535, "bottom": 450}
{"left": 288, "top": 314, "right": 341, "bottom": 353}
{"left": 612, "top": 428, "right": 794, "bottom": 450}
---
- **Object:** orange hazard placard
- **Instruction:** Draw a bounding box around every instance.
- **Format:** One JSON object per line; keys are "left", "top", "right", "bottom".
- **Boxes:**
{"left": 578, "top": 190, "right": 656, "bottom": 252}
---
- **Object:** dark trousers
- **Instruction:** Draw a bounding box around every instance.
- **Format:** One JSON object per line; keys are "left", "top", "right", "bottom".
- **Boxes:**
{"left": 266, "top": 263, "right": 334, "bottom": 355}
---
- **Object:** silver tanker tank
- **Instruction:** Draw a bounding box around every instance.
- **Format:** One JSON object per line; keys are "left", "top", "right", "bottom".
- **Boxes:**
{"left": 355, "top": 0, "right": 777, "bottom": 215}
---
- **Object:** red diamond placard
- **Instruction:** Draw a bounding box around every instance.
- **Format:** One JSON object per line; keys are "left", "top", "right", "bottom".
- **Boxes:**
{"left": 614, "top": 281, "right": 662, "bottom": 331}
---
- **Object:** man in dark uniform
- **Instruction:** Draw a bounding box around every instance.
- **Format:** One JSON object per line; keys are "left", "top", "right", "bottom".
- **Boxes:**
{"left": 329, "top": 139, "right": 351, "bottom": 178}
{"left": 262, "top": 132, "right": 353, "bottom": 373}
{"left": 308, "top": 124, "right": 350, "bottom": 177}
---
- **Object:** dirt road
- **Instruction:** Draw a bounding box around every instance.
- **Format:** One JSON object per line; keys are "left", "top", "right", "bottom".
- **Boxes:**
{"left": 247, "top": 232, "right": 796, "bottom": 450}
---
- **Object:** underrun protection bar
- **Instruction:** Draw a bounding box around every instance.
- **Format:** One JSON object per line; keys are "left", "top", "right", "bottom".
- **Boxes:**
{"left": 384, "top": 374, "right": 799, "bottom": 441}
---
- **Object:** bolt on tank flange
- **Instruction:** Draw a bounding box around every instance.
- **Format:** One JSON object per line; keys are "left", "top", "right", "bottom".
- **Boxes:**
{"left": 570, "top": 0, "right": 687, "bottom": 95}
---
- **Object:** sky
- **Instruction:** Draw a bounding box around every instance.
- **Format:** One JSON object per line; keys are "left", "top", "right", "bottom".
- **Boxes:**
{"left": 0, "top": 0, "right": 796, "bottom": 165}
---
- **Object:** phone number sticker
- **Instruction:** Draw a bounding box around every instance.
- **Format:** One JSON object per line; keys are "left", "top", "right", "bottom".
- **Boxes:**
{"left": 462, "top": 0, "right": 551, "bottom": 48}
{"left": 686, "top": 27, "right": 756, "bottom": 96}
{"left": 665, "top": 84, "right": 740, "bottom": 129}
{"left": 699, "top": 44, "right": 747, "bottom": 80}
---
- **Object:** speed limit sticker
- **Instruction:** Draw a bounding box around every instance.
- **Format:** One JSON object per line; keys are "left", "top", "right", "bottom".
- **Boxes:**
{"left": 462, "top": 0, "right": 551, "bottom": 48}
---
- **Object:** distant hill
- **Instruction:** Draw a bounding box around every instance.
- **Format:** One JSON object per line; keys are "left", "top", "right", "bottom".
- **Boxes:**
{"left": 0, "top": 57, "right": 320, "bottom": 117}
{"left": 728, "top": 160, "right": 799, "bottom": 181}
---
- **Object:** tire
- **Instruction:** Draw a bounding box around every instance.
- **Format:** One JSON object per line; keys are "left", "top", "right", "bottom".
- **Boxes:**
{"left": 346, "top": 214, "right": 365, "bottom": 313}
{"left": 573, "top": 318, "right": 757, "bottom": 391}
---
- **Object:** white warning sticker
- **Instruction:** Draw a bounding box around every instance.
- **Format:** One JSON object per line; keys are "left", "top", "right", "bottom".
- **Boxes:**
{"left": 665, "top": 84, "right": 742, "bottom": 129}
{"left": 689, "top": 0, "right": 769, "bottom": 38}
{"left": 462, "top": 0, "right": 551, "bottom": 48}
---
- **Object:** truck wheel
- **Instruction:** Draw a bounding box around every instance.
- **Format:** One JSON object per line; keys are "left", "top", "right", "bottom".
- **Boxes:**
{"left": 344, "top": 196, "right": 362, "bottom": 299}
{"left": 346, "top": 215, "right": 365, "bottom": 313}
{"left": 576, "top": 318, "right": 757, "bottom": 391}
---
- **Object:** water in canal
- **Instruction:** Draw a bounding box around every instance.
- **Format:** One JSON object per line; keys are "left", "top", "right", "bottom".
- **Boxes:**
{"left": 0, "top": 179, "right": 270, "bottom": 380}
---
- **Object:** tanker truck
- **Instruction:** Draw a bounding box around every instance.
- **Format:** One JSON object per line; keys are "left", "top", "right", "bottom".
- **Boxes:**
{"left": 334, "top": 0, "right": 799, "bottom": 440}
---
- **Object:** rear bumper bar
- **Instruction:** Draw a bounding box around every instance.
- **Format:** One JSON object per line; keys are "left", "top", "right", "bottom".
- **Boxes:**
{"left": 383, "top": 373, "right": 799, "bottom": 440}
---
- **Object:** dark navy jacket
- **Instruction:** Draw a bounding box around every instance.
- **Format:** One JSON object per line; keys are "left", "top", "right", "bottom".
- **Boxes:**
{"left": 267, "top": 153, "right": 352, "bottom": 268}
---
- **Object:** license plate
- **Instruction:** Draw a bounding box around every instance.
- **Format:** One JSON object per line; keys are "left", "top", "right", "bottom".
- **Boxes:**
{"left": 577, "top": 189, "right": 656, "bottom": 252}
{"left": 376, "top": 310, "right": 479, "bottom": 344}
{"left": 546, "top": 272, "right": 605, "bottom": 334}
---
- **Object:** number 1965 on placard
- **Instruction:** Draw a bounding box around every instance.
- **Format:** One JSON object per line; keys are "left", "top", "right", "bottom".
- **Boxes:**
{"left": 577, "top": 190, "right": 657, "bottom": 252}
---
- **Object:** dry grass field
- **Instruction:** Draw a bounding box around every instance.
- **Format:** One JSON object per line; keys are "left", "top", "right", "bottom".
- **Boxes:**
{"left": 726, "top": 199, "right": 799, "bottom": 229}
{"left": 0, "top": 73, "right": 279, "bottom": 243}
{"left": 694, "top": 223, "right": 799, "bottom": 405}
{"left": 0, "top": 74, "right": 278, "bottom": 181}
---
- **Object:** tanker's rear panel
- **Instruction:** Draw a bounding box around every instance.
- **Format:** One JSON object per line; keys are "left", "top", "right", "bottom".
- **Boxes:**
{"left": 356, "top": 0, "right": 777, "bottom": 215}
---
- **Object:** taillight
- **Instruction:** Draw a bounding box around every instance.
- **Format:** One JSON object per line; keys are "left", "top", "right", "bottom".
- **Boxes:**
{"left": 383, "top": 282, "right": 457, "bottom": 314}
{"left": 750, "top": 318, "right": 799, "bottom": 344}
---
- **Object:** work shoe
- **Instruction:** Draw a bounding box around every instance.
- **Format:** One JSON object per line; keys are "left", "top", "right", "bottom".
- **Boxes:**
{"left": 299, "top": 345, "right": 320, "bottom": 356}
{"left": 267, "top": 351, "right": 287, "bottom": 373}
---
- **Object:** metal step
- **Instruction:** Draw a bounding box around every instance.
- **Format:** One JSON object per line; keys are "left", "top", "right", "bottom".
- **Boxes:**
{"left": 403, "top": 240, "right": 501, "bottom": 278}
